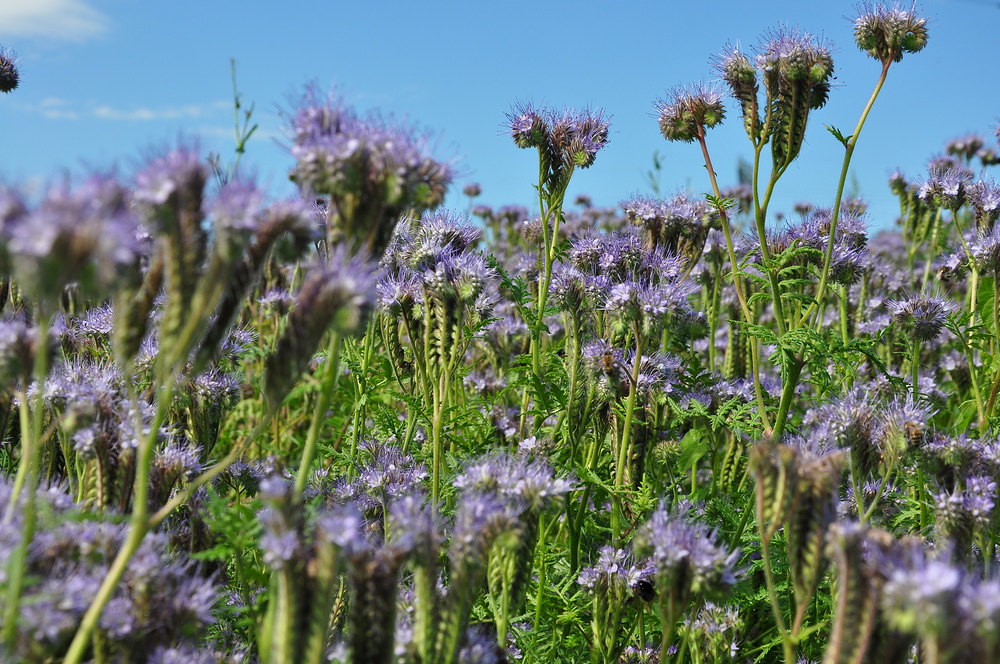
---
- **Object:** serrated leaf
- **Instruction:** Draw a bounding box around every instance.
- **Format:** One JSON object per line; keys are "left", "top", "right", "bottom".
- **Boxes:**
{"left": 826, "top": 124, "right": 853, "bottom": 146}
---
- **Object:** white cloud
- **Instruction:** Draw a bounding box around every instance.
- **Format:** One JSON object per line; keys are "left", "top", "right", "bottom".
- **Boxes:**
{"left": 92, "top": 104, "right": 207, "bottom": 121}
{"left": 0, "top": 0, "right": 109, "bottom": 42}
{"left": 25, "top": 99, "right": 228, "bottom": 122}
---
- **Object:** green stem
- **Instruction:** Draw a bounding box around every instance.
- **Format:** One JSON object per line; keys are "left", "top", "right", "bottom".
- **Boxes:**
{"left": 431, "top": 365, "right": 446, "bottom": 505}
{"left": 530, "top": 512, "right": 547, "bottom": 652}
{"left": 772, "top": 349, "right": 804, "bottom": 442}
{"left": 612, "top": 325, "right": 644, "bottom": 544}
{"left": 2, "top": 313, "right": 52, "bottom": 648}
{"left": 295, "top": 331, "right": 343, "bottom": 496}
{"left": 807, "top": 60, "right": 892, "bottom": 329}
{"left": 759, "top": 528, "right": 795, "bottom": 664}
{"left": 696, "top": 130, "right": 774, "bottom": 434}
{"left": 63, "top": 368, "right": 179, "bottom": 664}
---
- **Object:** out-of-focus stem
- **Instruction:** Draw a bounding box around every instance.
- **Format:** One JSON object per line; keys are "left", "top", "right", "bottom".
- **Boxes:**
{"left": 295, "top": 331, "right": 343, "bottom": 496}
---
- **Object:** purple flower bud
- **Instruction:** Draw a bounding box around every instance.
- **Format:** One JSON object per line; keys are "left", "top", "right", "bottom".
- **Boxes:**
{"left": 654, "top": 82, "right": 726, "bottom": 143}
{"left": 853, "top": 2, "right": 929, "bottom": 64}
{"left": 968, "top": 177, "right": 1000, "bottom": 233}
{"left": 504, "top": 102, "right": 610, "bottom": 174}
{"left": 0, "top": 46, "right": 19, "bottom": 93}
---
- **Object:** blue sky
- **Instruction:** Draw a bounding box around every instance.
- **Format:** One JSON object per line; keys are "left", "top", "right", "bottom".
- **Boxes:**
{"left": 1, "top": 0, "right": 998, "bottom": 232}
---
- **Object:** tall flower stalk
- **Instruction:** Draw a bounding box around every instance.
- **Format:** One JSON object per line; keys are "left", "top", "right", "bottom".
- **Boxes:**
{"left": 504, "top": 103, "right": 610, "bottom": 433}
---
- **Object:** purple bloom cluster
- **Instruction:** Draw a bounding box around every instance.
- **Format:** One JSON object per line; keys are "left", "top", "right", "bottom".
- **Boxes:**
{"left": 288, "top": 87, "right": 452, "bottom": 210}
{"left": 1, "top": 480, "right": 220, "bottom": 660}
{"left": 504, "top": 102, "right": 610, "bottom": 170}
{"left": 577, "top": 545, "right": 655, "bottom": 599}
{"left": 634, "top": 502, "right": 740, "bottom": 598}
{"left": 321, "top": 441, "right": 428, "bottom": 523}
{"left": 380, "top": 210, "right": 496, "bottom": 313}
{"left": 454, "top": 451, "right": 575, "bottom": 510}
{"left": 886, "top": 290, "right": 956, "bottom": 342}
{"left": 933, "top": 474, "right": 996, "bottom": 543}
{"left": 621, "top": 191, "right": 719, "bottom": 261}
{"left": 968, "top": 177, "right": 1000, "bottom": 232}
{"left": 654, "top": 82, "right": 727, "bottom": 143}
{"left": 853, "top": 1, "right": 930, "bottom": 64}
{"left": 1, "top": 175, "right": 143, "bottom": 306}
{"left": 919, "top": 160, "right": 974, "bottom": 210}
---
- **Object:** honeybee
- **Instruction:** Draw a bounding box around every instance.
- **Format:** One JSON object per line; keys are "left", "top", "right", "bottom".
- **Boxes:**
{"left": 600, "top": 350, "right": 617, "bottom": 374}
{"left": 902, "top": 421, "right": 924, "bottom": 448}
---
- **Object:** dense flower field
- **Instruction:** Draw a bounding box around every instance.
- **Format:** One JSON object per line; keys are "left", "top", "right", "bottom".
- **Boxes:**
{"left": 2, "top": 3, "right": 1000, "bottom": 663}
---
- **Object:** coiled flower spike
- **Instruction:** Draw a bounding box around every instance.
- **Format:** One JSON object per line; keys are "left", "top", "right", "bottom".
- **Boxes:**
{"left": 853, "top": 2, "right": 929, "bottom": 65}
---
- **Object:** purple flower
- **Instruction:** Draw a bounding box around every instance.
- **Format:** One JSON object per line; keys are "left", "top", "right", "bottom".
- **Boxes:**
{"left": 968, "top": 177, "right": 1000, "bottom": 232}
{"left": 315, "top": 504, "right": 371, "bottom": 560}
{"left": 969, "top": 223, "right": 1000, "bottom": 274}
{"left": 621, "top": 191, "right": 718, "bottom": 258}
{"left": 504, "top": 102, "right": 611, "bottom": 173}
{"left": 0, "top": 46, "right": 18, "bottom": 93}
{"left": 286, "top": 86, "right": 453, "bottom": 255}
{"left": 388, "top": 492, "right": 439, "bottom": 563}
{"left": 505, "top": 100, "right": 548, "bottom": 149}
{"left": 6, "top": 175, "right": 143, "bottom": 305}
{"left": 382, "top": 210, "right": 482, "bottom": 273}
{"left": 886, "top": 290, "right": 956, "bottom": 342}
{"left": 547, "top": 262, "right": 591, "bottom": 312}
{"left": 756, "top": 27, "right": 834, "bottom": 87}
{"left": 853, "top": 2, "right": 929, "bottom": 64}
{"left": 334, "top": 442, "right": 428, "bottom": 517}
{"left": 449, "top": 491, "right": 521, "bottom": 567}
{"left": 634, "top": 502, "right": 740, "bottom": 598}
{"left": 376, "top": 270, "right": 423, "bottom": 314}
{"left": 654, "top": 82, "right": 726, "bottom": 143}
{"left": 577, "top": 546, "right": 654, "bottom": 600}
{"left": 947, "top": 134, "right": 986, "bottom": 162}
{"left": 882, "top": 558, "right": 962, "bottom": 637}
{"left": 292, "top": 88, "right": 453, "bottom": 205}
{"left": 134, "top": 146, "right": 207, "bottom": 208}
{"left": 548, "top": 106, "right": 611, "bottom": 169}
{"left": 919, "top": 161, "right": 974, "bottom": 210}
{"left": 208, "top": 179, "right": 263, "bottom": 246}
{"left": 712, "top": 43, "right": 757, "bottom": 99}
{"left": 454, "top": 451, "right": 575, "bottom": 509}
